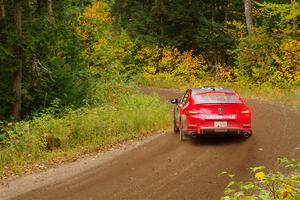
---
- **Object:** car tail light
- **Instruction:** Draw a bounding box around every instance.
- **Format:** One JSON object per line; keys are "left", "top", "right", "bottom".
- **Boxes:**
{"left": 240, "top": 105, "right": 251, "bottom": 114}
{"left": 188, "top": 110, "right": 203, "bottom": 114}
{"left": 241, "top": 110, "right": 250, "bottom": 114}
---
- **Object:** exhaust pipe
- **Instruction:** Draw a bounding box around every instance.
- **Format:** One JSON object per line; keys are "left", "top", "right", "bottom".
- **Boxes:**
{"left": 243, "top": 132, "right": 250, "bottom": 138}
{"left": 191, "top": 132, "right": 197, "bottom": 138}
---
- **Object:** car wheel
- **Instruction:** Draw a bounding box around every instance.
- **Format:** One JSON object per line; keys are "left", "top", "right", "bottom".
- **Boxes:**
{"left": 174, "top": 123, "right": 179, "bottom": 134}
{"left": 179, "top": 125, "right": 186, "bottom": 141}
{"left": 173, "top": 109, "right": 179, "bottom": 134}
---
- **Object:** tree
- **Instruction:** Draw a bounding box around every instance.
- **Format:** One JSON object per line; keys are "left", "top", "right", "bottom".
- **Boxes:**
{"left": 11, "top": 0, "right": 23, "bottom": 120}
{"left": 0, "top": 0, "right": 93, "bottom": 119}
{"left": 112, "top": 0, "right": 244, "bottom": 66}
{"left": 0, "top": 0, "right": 4, "bottom": 21}
{"left": 244, "top": 0, "right": 253, "bottom": 35}
{"left": 47, "top": 0, "right": 53, "bottom": 17}
{"left": 291, "top": 0, "right": 298, "bottom": 37}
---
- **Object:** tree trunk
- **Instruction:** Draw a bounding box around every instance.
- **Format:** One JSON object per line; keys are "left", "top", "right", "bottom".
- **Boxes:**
{"left": 211, "top": 0, "right": 215, "bottom": 23}
{"left": 291, "top": 0, "right": 297, "bottom": 37}
{"left": 244, "top": 0, "right": 253, "bottom": 35}
{"left": 11, "top": 0, "right": 22, "bottom": 120}
{"left": 0, "top": 0, "right": 5, "bottom": 21}
{"left": 224, "top": 3, "right": 228, "bottom": 25}
{"left": 47, "top": 0, "right": 53, "bottom": 17}
{"left": 37, "top": 0, "right": 47, "bottom": 14}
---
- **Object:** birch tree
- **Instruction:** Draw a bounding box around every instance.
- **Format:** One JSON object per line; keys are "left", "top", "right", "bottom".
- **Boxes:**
{"left": 244, "top": 0, "right": 253, "bottom": 35}
{"left": 291, "top": 0, "right": 298, "bottom": 37}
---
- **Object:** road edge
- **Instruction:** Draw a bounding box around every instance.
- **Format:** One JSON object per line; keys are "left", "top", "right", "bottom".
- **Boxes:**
{"left": 0, "top": 132, "right": 166, "bottom": 200}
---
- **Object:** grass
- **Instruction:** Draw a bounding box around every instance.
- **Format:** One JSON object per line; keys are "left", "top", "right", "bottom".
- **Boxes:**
{"left": 0, "top": 93, "right": 171, "bottom": 179}
{"left": 140, "top": 73, "right": 300, "bottom": 107}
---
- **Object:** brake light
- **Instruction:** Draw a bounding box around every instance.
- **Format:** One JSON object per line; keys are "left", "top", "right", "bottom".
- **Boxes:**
{"left": 188, "top": 110, "right": 203, "bottom": 114}
{"left": 241, "top": 110, "right": 250, "bottom": 114}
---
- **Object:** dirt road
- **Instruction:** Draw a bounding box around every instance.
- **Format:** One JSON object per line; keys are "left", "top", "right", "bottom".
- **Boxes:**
{"left": 7, "top": 88, "right": 300, "bottom": 200}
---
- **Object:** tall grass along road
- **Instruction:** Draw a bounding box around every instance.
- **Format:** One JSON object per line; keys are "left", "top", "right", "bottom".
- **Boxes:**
{"left": 0, "top": 93, "right": 170, "bottom": 182}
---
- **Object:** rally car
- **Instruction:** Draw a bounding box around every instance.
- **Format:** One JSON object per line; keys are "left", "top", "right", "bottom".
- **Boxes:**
{"left": 171, "top": 86, "right": 252, "bottom": 141}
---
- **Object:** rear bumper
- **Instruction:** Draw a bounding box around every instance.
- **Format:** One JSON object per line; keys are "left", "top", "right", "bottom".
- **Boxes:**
{"left": 185, "top": 128, "right": 252, "bottom": 136}
{"left": 199, "top": 128, "right": 252, "bottom": 135}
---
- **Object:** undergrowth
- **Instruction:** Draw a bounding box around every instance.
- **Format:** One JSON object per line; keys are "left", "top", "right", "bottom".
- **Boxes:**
{"left": 221, "top": 158, "right": 300, "bottom": 200}
{"left": 0, "top": 93, "right": 171, "bottom": 179}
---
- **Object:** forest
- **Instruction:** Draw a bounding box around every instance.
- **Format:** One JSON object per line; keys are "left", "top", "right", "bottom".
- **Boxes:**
{"left": 0, "top": 0, "right": 299, "bottom": 120}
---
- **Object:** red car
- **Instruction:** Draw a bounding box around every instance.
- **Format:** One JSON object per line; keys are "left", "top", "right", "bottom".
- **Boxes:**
{"left": 171, "top": 86, "right": 252, "bottom": 141}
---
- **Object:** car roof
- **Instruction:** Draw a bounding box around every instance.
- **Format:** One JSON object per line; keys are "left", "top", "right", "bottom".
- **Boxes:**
{"left": 191, "top": 86, "right": 236, "bottom": 94}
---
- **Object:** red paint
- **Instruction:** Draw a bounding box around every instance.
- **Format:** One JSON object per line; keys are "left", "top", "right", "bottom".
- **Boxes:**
{"left": 172, "top": 87, "right": 252, "bottom": 136}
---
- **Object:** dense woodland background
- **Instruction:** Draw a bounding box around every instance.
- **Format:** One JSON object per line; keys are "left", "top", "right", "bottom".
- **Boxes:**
{"left": 0, "top": 0, "right": 299, "bottom": 120}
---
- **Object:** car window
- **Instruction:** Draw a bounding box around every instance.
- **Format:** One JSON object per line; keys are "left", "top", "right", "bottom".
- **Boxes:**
{"left": 193, "top": 93, "right": 242, "bottom": 104}
{"left": 180, "top": 90, "right": 190, "bottom": 105}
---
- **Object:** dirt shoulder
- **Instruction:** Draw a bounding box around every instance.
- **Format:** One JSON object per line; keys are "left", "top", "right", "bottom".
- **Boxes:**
{"left": 0, "top": 133, "right": 165, "bottom": 200}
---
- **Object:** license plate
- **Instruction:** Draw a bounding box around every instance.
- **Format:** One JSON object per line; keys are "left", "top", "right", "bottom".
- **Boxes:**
{"left": 214, "top": 121, "right": 227, "bottom": 128}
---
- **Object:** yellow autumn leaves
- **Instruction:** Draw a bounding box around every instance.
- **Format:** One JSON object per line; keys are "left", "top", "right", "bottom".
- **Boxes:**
{"left": 84, "top": 2, "right": 112, "bottom": 22}
{"left": 75, "top": 1, "right": 135, "bottom": 73}
{"left": 223, "top": 160, "right": 300, "bottom": 200}
{"left": 271, "top": 40, "right": 300, "bottom": 84}
{"left": 76, "top": 1, "right": 208, "bottom": 79}
{"left": 254, "top": 171, "right": 265, "bottom": 181}
{"left": 137, "top": 45, "right": 208, "bottom": 81}
{"left": 252, "top": 169, "right": 300, "bottom": 199}
{"left": 76, "top": 1, "right": 113, "bottom": 41}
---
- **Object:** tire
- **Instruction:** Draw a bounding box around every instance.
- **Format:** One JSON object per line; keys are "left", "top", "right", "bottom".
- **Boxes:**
{"left": 173, "top": 109, "right": 179, "bottom": 134}
{"left": 179, "top": 125, "right": 186, "bottom": 141}
{"left": 174, "top": 122, "right": 179, "bottom": 134}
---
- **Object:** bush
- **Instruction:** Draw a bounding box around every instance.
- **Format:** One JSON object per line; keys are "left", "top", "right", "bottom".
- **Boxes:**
{"left": 234, "top": 30, "right": 278, "bottom": 84}
{"left": 234, "top": 29, "right": 300, "bottom": 87}
{"left": 221, "top": 158, "right": 300, "bottom": 200}
{"left": 76, "top": 1, "right": 139, "bottom": 80}
{"left": 0, "top": 93, "right": 171, "bottom": 177}
{"left": 135, "top": 44, "right": 208, "bottom": 81}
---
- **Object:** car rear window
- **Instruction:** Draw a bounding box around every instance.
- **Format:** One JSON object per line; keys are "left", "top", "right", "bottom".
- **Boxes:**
{"left": 193, "top": 93, "right": 242, "bottom": 104}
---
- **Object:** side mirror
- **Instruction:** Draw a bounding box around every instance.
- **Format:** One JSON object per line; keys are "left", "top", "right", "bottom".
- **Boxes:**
{"left": 170, "top": 98, "right": 178, "bottom": 105}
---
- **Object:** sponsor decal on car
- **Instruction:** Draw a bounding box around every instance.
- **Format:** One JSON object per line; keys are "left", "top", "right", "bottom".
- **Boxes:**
{"left": 204, "top": 115, "right": 236, "bottom": 119}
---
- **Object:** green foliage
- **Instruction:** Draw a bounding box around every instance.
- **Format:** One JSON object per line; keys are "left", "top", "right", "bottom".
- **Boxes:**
{"left": 111, "top": 0, "right": 300, "bottom": 88}
{"left": 112, "top": 0, "right": 242, "bottom": 49}
{"left": 0, "top": 93, "right": 171, "bottom": 177}
{"left": 0, "top": 0, "right": 94, "bottom": 119}
{"left": 234, "top": 33, "right": 300, "bottom": 87}
{"left": 255, "top": 1, "right": 300, "bottom": 38}
{"left": 231, "top": 1, "right": 300, "bottom": 87}
{"left": 234, "top": 29, "right": 279, "bottom": 84}
{"left": 134, "top": 44, "right": 208, "bottom": 81}
{"left": 221, "top": 159, "right": 300, "bottom": 200}
{"left": 1, "top": 0, "right": 299, "bottom": 120}
{"left": 76, "top": 1, "right": 140, "bottom": 81}
{"left": 112, "top": 0, "right": 242, "bottom": 65}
